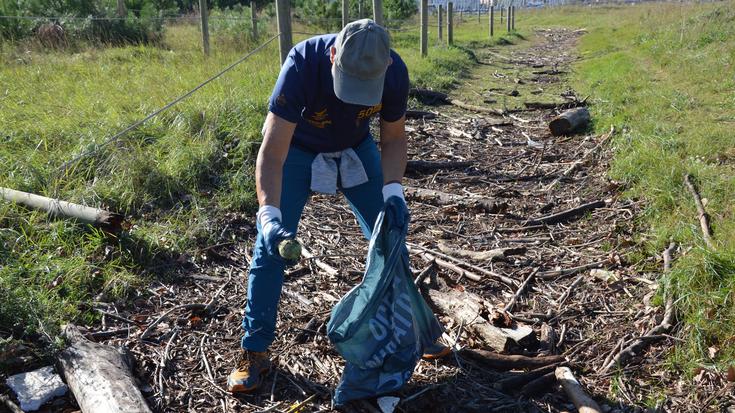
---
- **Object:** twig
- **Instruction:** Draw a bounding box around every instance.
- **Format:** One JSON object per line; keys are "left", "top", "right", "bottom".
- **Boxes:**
{"left": 556, "top": 275, "right": 584, "bottom": 310}
{"left": 158, "top": 327, "right": 179, "bottom": 401}
{"left": 524, "top": 200, "right": 607, "bottom": 226}
{"left": 544, "top": 125, "right": 615, "bottom": 191}
{"left": 537, "top": 259, "right": 610, "bottom": 280}
{"left": 200, "top": 335, "right": 214, "bottom": 381}
{"left": 504, "top": 268, "right": 539, "bottom": 312}
{"left": 204, "top": 268, "right": 233, "bottom": 313}
{"left": 684, "top": 174, "right": 715, "bottom": 249}
{"left": 140, "top": 304, "right": 207, "bottom": 340}
{"left": 414, "top": 262, "right": 436, "bottom": 285}
{"left": 299, "top": 242, "right": 339, "bottom": 276}
{"left": 555, "top": 367, "right": 602, "bottom": 413}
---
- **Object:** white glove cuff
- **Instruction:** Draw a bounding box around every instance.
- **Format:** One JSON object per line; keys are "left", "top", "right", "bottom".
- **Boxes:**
{"left": 382, "top": 183, "right": 405, "bottom": 202}
{"left": 257, "top": 205, "right": 282, "bottom": 228}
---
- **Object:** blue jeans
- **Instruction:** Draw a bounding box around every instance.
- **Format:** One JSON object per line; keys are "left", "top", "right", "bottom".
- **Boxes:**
{"left": 241, "top": 137, "right": 384, "bottom": 352}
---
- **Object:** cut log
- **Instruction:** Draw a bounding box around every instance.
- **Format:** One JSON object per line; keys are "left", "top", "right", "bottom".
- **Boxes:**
{"left": 405, "top": 109, "right": 437, "bottom": 119}
{"left": 555, "top": 367, "right": 602, "bottom": 413}
{"left": 0, "top": 187, "right": 124, "bottom": 232}
{"left": 406, "top": 160, "right": 472, "bottom": 173}
{"left": 427, "top": 288, "right": 535, "bottom": 352}
{"left": 436, "top": 242, "right": 526, "bottom": 262}
{"left": 57, "top": 325, "right": 152, "bottom": 413}
{"left": 548, "top": 107, "right": 590, "bottom": 136}
{"left": 405, "top": 186, "right": 507, "bottom": 213}
{"left": 524, "top": 200, "right": 606, "bottom": 226}
{"left": 460, "top": 348, "right": 564, "bottom": 370}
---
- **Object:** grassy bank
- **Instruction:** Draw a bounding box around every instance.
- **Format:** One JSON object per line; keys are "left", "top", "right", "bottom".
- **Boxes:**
{"left": 0, "top": 19, "right": 520, "bottom": 349}
{"left": 522, "top": 2, "right": 735, "bottom": 373}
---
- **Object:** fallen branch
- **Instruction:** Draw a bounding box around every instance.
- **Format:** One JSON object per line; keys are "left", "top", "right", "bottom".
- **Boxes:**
{"left": 461, "top": 348, "right": 565, "bottom": 370}
{"left": 58, "top": 325, "right": 152, "bottom": 413}
{"left": 555, "top": 367, "right": 602, "bottom": 413}
{"left": 493, "top": 362, "right": 564, "bottom": 392}
{"left": 504, "top": 268, "right": 538, "bottom": 312}
{"left": 0, "top": 187, "right": 124, "bottom": 232}
{"left": 405, "top": 186, "right": 507, "bottom": 213}
{"left": 299, "top": 242, "right": 339, "bottom": 276}
{"left": 684, "top": 174, "right": 715, "bottom": 249}
{"left": 0, "top": 394, "right": 23, "bottom": 413}
{"left": 407, "top": 243, "right": 518, "bottom": 287}
{"left": 520, "top": 371, "right": 556, "bottom": 396}
{"left": 449, "top": 99, "right": 506, "bottom": 116}
{"left": 523, "top": 101, "right": 563, "bottom": 110}
{"left": 437, "top": 243, "right": 526, "bottom": 262}
{"left": 413, "top": 250, "right": 483, "bottom": 282}
{"left": 406, "top": 160, "right": 472, "bottom": 174}
{"left": 525, "top": 200, "right": 607, "bottom": 226}
{"left": 601, "top": 243, "right": 677, "bottom": 372}
{"left": 545, "top": 125, "right": 615, "bottom": 191}
{"left": 537, "top": 259, "right": 610, "bottom": 280}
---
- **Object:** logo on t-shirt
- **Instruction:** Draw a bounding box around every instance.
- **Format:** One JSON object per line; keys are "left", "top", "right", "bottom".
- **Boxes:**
{"left": 276, "top": 94, "right": 287, "bottom": 107}
{"left": 357, "top": 103, "right": 383, "bottom": 121}
{"left": 306, "top": 108, "right": 332, "bottom": 129}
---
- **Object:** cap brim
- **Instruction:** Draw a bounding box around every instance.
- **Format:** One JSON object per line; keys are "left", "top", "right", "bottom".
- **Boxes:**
{"left": 333, "top": 64, "right": 385, "bottom": 107}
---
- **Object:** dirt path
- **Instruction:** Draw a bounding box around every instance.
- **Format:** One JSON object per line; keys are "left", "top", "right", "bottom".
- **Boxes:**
{"left": 80, "top": 29, "right": 684, "bottom": 413}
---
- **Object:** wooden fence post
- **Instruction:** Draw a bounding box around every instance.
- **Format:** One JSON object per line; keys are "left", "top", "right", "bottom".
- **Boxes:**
{"left": 342, "top": 0, "right": 349, "bottom": 28}
{"left": 489, "top": 4, "right": 494, "bottom": 37}
{"left": 500, "top": 5, "right": 503, "bottom": 24}
{"left": 438, "top": 4, "right": 443, "bottom": 41}
{"left": 199, "top": 0, "right": 210, "bottom": 56}
{"left": 373, "top": 0, "right": 384, "bottom": 26}
{"left": 447, "top": 2, "right": 453, "bottom": 45}
{"left": 511, "top": 5, "right": 515, "bottom": 31}
{"left": 250, "top": 0, "right": 258, "bottom": 39}
{"left": 506, "top": 5, "right": 511, "bottom": 32}
{"left": 276, "top": 0, "right": 293, "bottom": 64}
{"left": 420, "top": 0, "right": 428, "bottom": 56}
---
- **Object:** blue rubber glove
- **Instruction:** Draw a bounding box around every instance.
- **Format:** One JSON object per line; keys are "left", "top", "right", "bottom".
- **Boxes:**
{"left": 258, "top": 206, "right": 297, "bottom": 265}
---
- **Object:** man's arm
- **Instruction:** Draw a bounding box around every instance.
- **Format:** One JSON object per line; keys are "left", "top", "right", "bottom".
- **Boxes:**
{"left": 256, "top": 112, "right": 297, "bottom": 208}
{"left": 379, "top": 115, "right": 407, "bottom": 185}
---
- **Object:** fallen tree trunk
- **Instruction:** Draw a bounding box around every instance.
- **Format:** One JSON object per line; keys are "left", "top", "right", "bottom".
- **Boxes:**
{"left": 57, "top": 325, "right": 152, "bottom": 413}
{"left": 406, "top": 160, "right": 473, "bottom": 174}
{"left": 0, "top": 188, "right": 124, "bottom": 232}
{"left": 436, "top": 243, "right": 526, "bottom": 262}
{"left": 405, "top": 186, "right": 507, "bottom": 213}
{"left": 521, "top": 371, "right": 556, "bottom": 396}
{"left": 524, "top": 200, "right": 606, "bottom": 226}
{"left": 427, "top": 288, "right": 535, "bottom": 352}
{"left": 549, "top": 107, "right": 590, "bottom": 136}
{"left": 461, "top": 348, "right": 564, "bottom": 370}
{"left": 555, "top": 367, "right": 602, "bottom": 413}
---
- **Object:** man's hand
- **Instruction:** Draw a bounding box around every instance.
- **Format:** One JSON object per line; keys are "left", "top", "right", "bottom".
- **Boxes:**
{"left": 383, "top": 183, "right": 409, "bottom": 229}
{"left": 258, "top": 205, "right": 297, "bottom": 265}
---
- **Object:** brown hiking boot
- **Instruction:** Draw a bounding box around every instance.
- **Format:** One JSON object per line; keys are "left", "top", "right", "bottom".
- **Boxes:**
{"left": 227, "top": 350, "right": 271, "bottom": 393}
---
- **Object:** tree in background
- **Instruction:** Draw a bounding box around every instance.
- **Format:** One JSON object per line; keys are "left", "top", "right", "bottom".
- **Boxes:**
{"left": 384, "top": 0, "right": 416, "bottom": 20}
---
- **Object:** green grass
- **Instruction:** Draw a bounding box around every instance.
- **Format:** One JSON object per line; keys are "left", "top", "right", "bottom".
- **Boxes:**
{"left": 0, "top": 18, "right": 520, "bottom": 350}
{"left": 521, "top": 2, "right": 735, "bottom": 375}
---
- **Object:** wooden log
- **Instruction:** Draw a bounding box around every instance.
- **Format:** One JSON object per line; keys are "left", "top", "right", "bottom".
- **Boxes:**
{"left": 58, "top": 325, "right": 152, "bottom": 413}
{"left": 437, "top": 243, "right": 526, "bottom": 262}
{"left": 409, "top": 88, "right": 448, "bottom": 103}
{"left": 523, "top": 101, "right": 563, "bottom": 110}
{"left": 427, "top": 288, "right": 535, "bottom": 351}
{"left": 1, "top": 187, "right": 124, "bottom": 232}
{"left": 0, "top": 394, "right": 24, "bottom": 413}
{"left": 405, "top": 186, "right": 506, "bottom": 213}
{"left": 555, "top": 367, "right": 602, "bottom": 413}
{"left": 524, "top": 200, "right": 606, "bottom": 226}
{"left": 539, "top": 323, "right": 558, "bottom": 355}
{"left": 684, "top": 174, "right": 715, "bottom": 249}
{"left": 449, "top": 99, "right": 505, "bottom": 115}
{"left": 548, "top": 107, "right": 590, "bottom": 136}
{"left": 493, "top": 362, "right": 564, "bottom": 391}
{"left": 406, "top": 160, "right": 472, "bottom": 173}
{"left": 461, "top": 348, "right": 564, "bottom": 370}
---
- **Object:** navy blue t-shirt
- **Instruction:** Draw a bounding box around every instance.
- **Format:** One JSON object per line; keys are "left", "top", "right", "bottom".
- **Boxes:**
{"left": 268, "top": 34, "right": 409, "bottom": 153}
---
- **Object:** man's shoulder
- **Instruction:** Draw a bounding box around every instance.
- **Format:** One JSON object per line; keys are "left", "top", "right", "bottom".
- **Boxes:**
{"left": 292, "top": 34, "right": 338, "bottom": 59}
{"left": 386, "top": 49, "right": 408, "bottom": 82}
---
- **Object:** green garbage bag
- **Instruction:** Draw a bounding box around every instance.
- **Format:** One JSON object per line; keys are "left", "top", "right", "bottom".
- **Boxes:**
{"left": 327, "top": 197, "right": 443, "bottom": 405}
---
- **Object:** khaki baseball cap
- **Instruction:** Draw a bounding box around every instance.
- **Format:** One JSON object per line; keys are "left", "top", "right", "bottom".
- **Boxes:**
{"left": 333, "top": 19, "right": 391, "bottom": 106}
